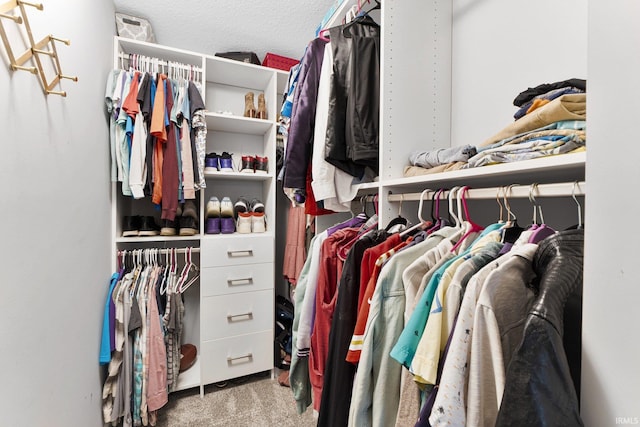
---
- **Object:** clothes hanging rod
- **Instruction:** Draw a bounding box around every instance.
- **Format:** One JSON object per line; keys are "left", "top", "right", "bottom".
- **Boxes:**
{"left": 117, "top": 247, "right": 200, "bottom": 255}
{"left": 387, "top": 181, "right": 585, "bottom": 202}
{"left": 117, "top": 52, "right": 202, "bottom": 73}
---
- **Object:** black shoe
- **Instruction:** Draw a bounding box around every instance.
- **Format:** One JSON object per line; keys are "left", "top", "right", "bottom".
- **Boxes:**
{"left": 160, "top": 219, "right": 177, "bottom": 236}
{"left": 122, "top": 215, "right": 142, "bottom": 237}
{"left": 138, "top": 216, "right": 159, "bottom": 236}
{"left": 179, "top": 216, "right": 199, "bottom": 236}
{"left": 255, "top": 156, "right": 268, "bottom": 174}
{"left": 182, "top": 200, "right": 198, "bottom": 221}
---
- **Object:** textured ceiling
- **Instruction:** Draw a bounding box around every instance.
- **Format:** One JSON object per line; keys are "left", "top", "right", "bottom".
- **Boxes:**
{"left": 113, "top": 0, "right": 337, "bottom": 63}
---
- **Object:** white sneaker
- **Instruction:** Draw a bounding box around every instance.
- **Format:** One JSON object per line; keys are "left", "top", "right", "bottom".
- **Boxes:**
{"left": 251, "top": 212, "right": 266, "bottom": 233}
{"left": 236, "top": 212, "right": 252, "bottom": 234}
{"left": 206, "top": 196, "right": 221, "bottom": 218}
{"left": 220, "top": 197, "right": 234, "bottom": 218}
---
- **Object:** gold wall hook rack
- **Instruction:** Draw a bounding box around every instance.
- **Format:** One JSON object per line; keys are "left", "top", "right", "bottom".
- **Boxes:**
{"left": 0, "top": 0, "right": 76, "bottom": 97}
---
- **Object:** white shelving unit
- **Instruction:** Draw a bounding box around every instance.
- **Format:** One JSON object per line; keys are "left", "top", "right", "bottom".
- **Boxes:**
{"left": 312, "top": 0, "right": 586, "bottom": 232}
{"left": 111, "top": 36, "right": 288, "bottom": 395}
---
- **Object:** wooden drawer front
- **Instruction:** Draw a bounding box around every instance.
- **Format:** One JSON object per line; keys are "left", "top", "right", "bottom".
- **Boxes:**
{"left": 200, "top": 330, "right": 274, "bottom": 385}
{"left": 201, "top": 290, "right": 273, "bottom": 341}
{"left": 201, "top": 235, "right": 273, "bottom": 267}
{"left": 201, "top": 263, "right": 273, "bottom": 297}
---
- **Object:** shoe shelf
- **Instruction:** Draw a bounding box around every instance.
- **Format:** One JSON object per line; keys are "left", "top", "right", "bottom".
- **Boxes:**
{"left": 205, "top": 112, "right": 275, "bottom": 135}
{"left": 205, "top": 56, "right": 276, "bottom": 91}
{"left": 203, "top": 171, "right": 273, "bottom": 181}
{"left": 115, "top": 235, "right": 202, "bottom": 243}
{"left": 174, "top": 358, "right": 202, "bottom": 392}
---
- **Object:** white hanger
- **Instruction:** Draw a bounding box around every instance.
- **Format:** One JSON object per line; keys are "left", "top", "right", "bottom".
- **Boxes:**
{"left": 399, "top": 189, "right": 431, "bottom": 237}
{"left": 448, "top": 186, "right": 462, "bottom": 228}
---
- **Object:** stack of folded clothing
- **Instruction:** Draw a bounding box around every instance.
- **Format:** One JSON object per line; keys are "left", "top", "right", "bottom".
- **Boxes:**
{"left": 404, "top": 78, "right": 586, "bottom": 176}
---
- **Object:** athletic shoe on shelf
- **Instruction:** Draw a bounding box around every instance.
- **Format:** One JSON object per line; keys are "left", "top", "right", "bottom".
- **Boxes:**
{"left": 160, "top": 219, "right": 177, "bottom": 236}
{"left": 251, "top": 212, "right": 266, "bottom": 233}
{"left": 205, "top": 152, "right": 220, "bottom": 173}
{"left": 255, "top": 156, "right": 268, "bottom": 174}
{"left": 178, "top": 216, "right": 198, "bottom": 236}
{"left": 206, "top": 196, "right": 221, "bottom": 218}
{"left": 236, "top": 212, "right": 252, "bottom": 234}
{"left": 182, "top": 200, "right": 199, "bottom": 220}
{"left": 220, "top": 197, "right": 234, "bottom": 218}
{"left": 220, "top": 217, "right": 235, "bottom": 234}
{"left": 234, "top": 197, "right": 250, "bottom": 218}
{"left": 240, "top": 155, "right": 256, "bottom": 173}
{"left": 138, "top": 216, "right": 160, "bottom": 236}
{"left": 122, "top": 215, "right": 142, "bottom": 237}
{"left": 219, "top": 152, "right": 234, "bottom": 172}
{"left": 250, "top": 198, "right": 265, "bottom": 213}
{"left": 205, "top": 217, "right": 221, "bottom": 234}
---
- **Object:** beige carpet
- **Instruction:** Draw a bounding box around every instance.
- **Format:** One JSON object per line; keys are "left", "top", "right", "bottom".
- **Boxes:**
{"left": 155, "top": 371, "right": 316, "bottom": 427}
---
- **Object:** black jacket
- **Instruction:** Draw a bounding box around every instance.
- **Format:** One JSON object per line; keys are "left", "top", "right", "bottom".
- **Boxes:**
{"left": 496, "top": 230, "right": 584, "bottom": 427}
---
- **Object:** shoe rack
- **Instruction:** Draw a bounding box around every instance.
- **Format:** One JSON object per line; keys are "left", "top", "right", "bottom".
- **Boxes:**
{"left": 111, "top": 36, "right": 286, "bottom": 396}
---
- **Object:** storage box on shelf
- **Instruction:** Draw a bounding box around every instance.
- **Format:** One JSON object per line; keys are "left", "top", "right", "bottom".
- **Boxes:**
{"left": 111, "top": 36, "right": 279, "bottom": 395}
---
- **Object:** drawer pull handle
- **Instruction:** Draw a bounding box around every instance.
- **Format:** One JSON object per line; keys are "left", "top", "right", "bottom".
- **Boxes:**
{"left": 227, "top": 353, "right": 253, "bottom": 363}
{"left": 227, "top": 249, "right": 254, "bottom": 257}
{"left": 227, "top": 312, "right": 253, "bottom": 321}
{"left": 227, "top": 277, "right": 254, "bottom": 286}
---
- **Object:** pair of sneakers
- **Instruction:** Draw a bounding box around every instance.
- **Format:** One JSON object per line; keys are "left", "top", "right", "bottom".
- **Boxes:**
{"left": 205, "top": 196, "right": 235, "bottom": 234}
{"left": 240, "top": 155, "right": 268, "bottom": 174}
{"left": 205, "top": 152, "right": 234, "bottom": 173}
{"left": 234, "top": 197, "right": 266, "bottom": 233}
{"left": 160, "top": 200, "right": 199, "bottom": 236}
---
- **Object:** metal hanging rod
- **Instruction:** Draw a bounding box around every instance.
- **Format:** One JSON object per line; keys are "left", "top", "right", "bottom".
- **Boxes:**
{"left": 117, "top": 247, "right": 200, "bottom": 256}
{"left": 387, "top": 181, "right": 585, "bottom": 202}
{"left": 117, "top": 52, "right": 202, "bottom": 74}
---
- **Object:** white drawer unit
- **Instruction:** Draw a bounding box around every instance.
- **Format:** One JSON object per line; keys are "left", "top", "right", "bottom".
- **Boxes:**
{"left": 201, "top": 235, "right": 274, "bottom": 268}
{"left": 201, "top": 289, "right": 274, "bottom": 341}
{"left": 201, "top": 262, "right": 274, "bottom": 297}
{"left": 200, "top": 330, "right": 274, "bottom": 385}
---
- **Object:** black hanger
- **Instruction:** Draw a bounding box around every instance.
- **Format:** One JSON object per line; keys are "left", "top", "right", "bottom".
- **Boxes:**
{"left": 385, "top": 194, "right": 408, "bottom": 231}
{"left": 501, "top": 185, "right": 524, "bottom": 244}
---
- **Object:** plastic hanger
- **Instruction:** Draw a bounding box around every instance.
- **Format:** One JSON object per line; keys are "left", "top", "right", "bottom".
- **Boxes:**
{"left": 448, "top": 186, "right": 462, "bottom": 229}
{"left": 180, "top": 248, "right": 200, "bottom": 293}
{"left": 318, "top": 28, "right": 330, "bottom": 42}
{"left": 385, "top": 193, "right": 408, "bottom": 231}
{"left": 400, "top": 188, "right": 432, "bottom": 237}
{"left": 451, "top": 186, "right": 485, "bottom": 252}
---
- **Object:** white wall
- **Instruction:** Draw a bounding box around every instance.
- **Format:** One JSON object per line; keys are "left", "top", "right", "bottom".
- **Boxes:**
{"left": 0, "top": 2, "right": 114, "bottom": 426}
{"left": 582, "top": 1, "right": 640, "bottom": 424}
{"left": 450, "top": 0, "right": 588, "bottom": 147}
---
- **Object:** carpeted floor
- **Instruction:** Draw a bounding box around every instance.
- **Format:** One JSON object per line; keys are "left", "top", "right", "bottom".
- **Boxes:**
{"left": 155, "top": 371, "right": 316, "bottom": 427}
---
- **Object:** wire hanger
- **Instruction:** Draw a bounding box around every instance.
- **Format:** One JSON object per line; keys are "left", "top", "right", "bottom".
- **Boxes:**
{"left": 527, "top": 183, "right": 556, "bottom": 243}
{"left": 572, "top": 181, "right": 583, "bottom": 229}
{"left": 496, "top": 186, "right": 505, "bottom": 224}
{"left": 501, "top": 184, "right": 524, "bottom": 244}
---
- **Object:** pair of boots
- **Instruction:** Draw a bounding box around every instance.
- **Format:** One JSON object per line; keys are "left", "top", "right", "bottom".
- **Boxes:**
{"left": 244, "top": 92, "right": 267, "bottom": 119}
